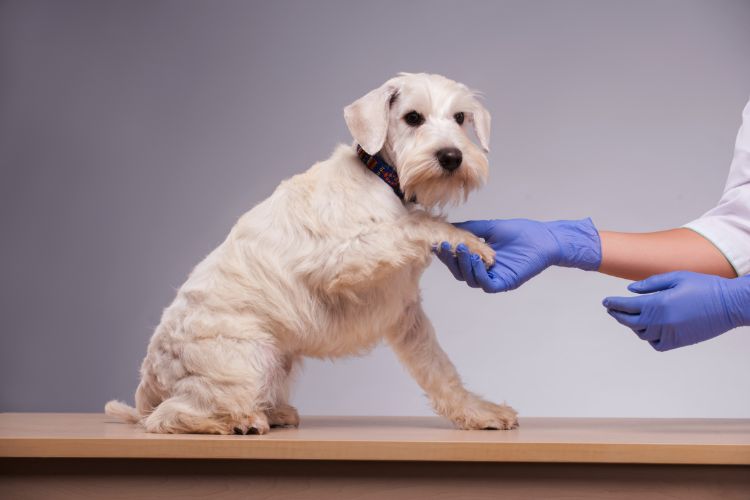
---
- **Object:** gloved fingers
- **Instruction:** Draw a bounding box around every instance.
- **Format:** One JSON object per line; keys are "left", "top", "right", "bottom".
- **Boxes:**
{"left": 602, "top": 295, "right": 650, "bottom": 314}
{"left": 606, "top": 309, "right": 642, "bottom": 330}
{"left": 453, "top": 220, "right": 494, "bottom": 239}
{"left": 628, "top": 272, "right": 682, "bottom": 294}
{"left": 470, "top": 254, "right": 507, "bottom": 293}
{"left": 435, "top": 242, "right": 464, "bottom": 281}
{"left": 608, "top": 309, "right": 664, "bottom": 344}
{"left": 649, "top": 338, "right": 671, "bottom": 352}
{"left": 635, "top": 325, "right": 660, "bottom": 342}
{"left": 650, "top": 329, "right": 678, "bottom": 351}
{"left": 456, "top": 244, "right": 480, "bottom": 288}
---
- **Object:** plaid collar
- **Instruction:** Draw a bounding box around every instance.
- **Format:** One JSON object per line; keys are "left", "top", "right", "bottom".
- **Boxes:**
{"left": 355, "top": 144, "right": 405, "bottom": 201}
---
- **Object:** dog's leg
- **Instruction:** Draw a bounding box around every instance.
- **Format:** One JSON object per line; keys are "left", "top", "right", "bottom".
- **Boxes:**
{"left": 322, "top": 215, "right": 494, "bottom": 296}
{"left": 267, "top": 354, "right": 300, "bottom": 428}
{"left": 142, "top": 330, "right": 288, "bottom": 435}
{"left": 134, "top": 373, "right": 163, "bottom": 416}
{"left": 401, "top": 213, "right": 496, "bottom": 265}
{"left": 141, "top": 394, "right": 269, "bottom": 434}
{"left": 387, "top": 303, "right": 518, "bottom": 430}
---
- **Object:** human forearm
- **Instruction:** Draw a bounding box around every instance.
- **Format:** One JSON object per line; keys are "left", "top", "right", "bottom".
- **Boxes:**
{"left": 598, "top": 228, "right": 736, "bottom": 281}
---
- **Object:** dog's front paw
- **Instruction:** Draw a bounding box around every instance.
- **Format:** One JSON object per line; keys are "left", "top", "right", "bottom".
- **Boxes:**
{"left": 451, "top": 401, "right": 518, "bottom": 430}
{"left": 267, "top": 404, "right": 300, "bottom": 428}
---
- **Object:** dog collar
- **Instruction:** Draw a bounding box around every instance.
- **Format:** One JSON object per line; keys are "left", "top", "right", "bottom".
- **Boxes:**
{"left": 355, "top": 144, "right": 406, "bottom": 201}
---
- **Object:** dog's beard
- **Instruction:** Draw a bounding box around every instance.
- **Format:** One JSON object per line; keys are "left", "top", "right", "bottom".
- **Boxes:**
{"left": 398, "top": 146, "right": 488, "bottom": 210}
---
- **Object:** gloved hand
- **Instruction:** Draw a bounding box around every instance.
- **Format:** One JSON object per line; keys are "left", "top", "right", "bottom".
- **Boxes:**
{"left": 435, "top": 218, "right": 601, "bottom": 292}
{"left": 603, "top": 271, "right": 750, "bottom": 351}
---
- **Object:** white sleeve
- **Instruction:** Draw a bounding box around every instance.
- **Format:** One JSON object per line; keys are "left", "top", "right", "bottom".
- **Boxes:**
{"left": 683, "top": 98, "right": 750, "bottom": 276}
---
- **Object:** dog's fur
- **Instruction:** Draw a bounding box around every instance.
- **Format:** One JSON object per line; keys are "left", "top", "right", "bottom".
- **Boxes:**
{"left": 106, "top": 73, "right": 518, "bottom": 434}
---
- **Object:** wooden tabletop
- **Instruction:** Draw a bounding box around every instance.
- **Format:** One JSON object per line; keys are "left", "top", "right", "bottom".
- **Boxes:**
{"left": 1, "top": 413, "right": 749, "bottom": 465}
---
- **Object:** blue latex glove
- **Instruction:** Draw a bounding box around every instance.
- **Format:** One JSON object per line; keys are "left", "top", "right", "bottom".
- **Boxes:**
{"left": 435, "top": 218, "right": 601, "bottom": 292}
{"left": 603, "top": 271, "right": 750, "bottom": 351}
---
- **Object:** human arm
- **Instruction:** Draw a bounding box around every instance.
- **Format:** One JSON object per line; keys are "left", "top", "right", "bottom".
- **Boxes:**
{"left": 602, "top": 97, "right": 749, "bottom": 280}
{"left": 598, "top": 228, "right": 736, "bottom": 280}
{"left": 435, "top": 220, "right": 735, "bottom": 293}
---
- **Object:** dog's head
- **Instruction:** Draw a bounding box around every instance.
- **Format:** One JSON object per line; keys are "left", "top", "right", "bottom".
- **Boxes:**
{"left": 344, "top": 73, "right": 490, "bottom": 209}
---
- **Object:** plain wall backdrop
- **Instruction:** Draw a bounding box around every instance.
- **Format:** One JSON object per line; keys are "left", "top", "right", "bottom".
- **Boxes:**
{"left": 1, "top": 0, "right": 749, "bottom": 418}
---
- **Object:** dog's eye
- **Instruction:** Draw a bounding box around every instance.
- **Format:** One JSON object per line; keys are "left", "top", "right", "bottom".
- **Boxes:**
{"left": 403, "top": 111, "right": 424, "bottom": 127}
{"left": 454, "top": 112, "right": 465, "bottom": 125}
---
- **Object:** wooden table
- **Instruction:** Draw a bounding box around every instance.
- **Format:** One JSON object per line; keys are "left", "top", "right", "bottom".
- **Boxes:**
{"left": 2, "top": 413, "right": 749, "bottom": 499}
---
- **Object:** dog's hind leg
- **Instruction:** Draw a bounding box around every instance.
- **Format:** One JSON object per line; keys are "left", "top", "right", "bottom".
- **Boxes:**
{"left": 142, "top": 395, "right": 235, "bottom": 434}
{"left": 142, "top": 377, "right": 275, "bottom": 435}
{"left": 386, "top": 303, "right": 518, "bottom": 430}
{"left": 144, "top": 331, "right": 288, "bottom": 434}
{"left": 134, "top": 375, "right": 163, "bottom": 416}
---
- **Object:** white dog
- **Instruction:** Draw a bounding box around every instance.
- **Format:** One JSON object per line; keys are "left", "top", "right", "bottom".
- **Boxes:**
{"left": 106, "top": 73, "right": 518, "bottom": 434}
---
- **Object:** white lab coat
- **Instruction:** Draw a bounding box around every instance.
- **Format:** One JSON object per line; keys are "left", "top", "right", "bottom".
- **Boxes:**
{"left": 684, "top": 99, "right": 750, "bottom": 276}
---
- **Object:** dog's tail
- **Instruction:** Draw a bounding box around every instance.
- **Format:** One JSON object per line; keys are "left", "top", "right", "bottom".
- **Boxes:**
{"left": 105, "top": 400, "right": 141, "bottom": 424}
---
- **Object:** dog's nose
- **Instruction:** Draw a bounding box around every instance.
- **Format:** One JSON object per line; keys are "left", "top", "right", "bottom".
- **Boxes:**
{"left": 436, "top": 148, "right": 462, "bottom": 171}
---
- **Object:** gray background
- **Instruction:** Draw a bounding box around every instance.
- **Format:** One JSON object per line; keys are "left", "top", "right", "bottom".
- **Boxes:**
{"left": 2, "top": 0, "right": 749, "bottom": 417}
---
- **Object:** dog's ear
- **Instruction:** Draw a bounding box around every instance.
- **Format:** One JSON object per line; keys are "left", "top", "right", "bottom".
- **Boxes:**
{"left": 344, "top": 80, "right": 399, "bottom": 155}
{"left": 470, "top": 103, "right": 491, "bottom": 153}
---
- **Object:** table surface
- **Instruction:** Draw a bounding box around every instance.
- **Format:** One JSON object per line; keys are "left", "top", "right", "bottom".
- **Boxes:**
{"left": 1, "top": 413, "right": 749, "bottom": 464}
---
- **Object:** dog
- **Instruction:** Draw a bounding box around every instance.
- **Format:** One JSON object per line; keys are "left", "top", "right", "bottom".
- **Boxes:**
{"left": 105, "top": 72, "right": 518, "bottom": 434}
